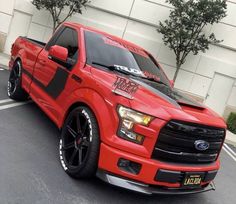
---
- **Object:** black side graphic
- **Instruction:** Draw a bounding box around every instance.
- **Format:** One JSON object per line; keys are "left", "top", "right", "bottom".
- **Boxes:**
{"left": 22, "top": 68, "right": 33, "bottom": 80}
{"left": 45, "top": 68, "right": 69, "bottom": 98}
{"left": 22, "top": 67, "right": 69, "bottom": 99}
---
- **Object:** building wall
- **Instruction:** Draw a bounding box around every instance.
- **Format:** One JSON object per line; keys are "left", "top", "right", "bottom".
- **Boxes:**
{"left": 0, "top": 0, "right": 236, "bottom": 117}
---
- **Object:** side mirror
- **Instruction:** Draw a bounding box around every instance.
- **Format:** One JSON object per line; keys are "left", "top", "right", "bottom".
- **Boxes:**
{"left": 170, "top": 80, "right": 174, "bottom": 88}
{"left": 48, "top": 45, "right": 68, "bottom": 62}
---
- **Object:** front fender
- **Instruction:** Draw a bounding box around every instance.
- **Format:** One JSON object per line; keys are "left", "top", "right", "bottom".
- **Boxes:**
{"left": 61, "top": 88, "right": 129, "bottom": 143}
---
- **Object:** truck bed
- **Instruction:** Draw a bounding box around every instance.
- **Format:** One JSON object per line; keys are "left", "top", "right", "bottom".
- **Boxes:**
{"left": 21, "top": 37, "right": 46, "bottom": 48}
{"left": 9, "top": 36, "right": 45, "bottom": 91}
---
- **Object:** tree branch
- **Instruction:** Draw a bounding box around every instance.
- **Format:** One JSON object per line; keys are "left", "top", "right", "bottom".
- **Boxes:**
{"left": 60, "top": 4, "right": 75, "bottom": 23}
{"left": 56, "top": 7, "right": 64, "bottom": 22}
{"left": 180, "top": 22, "right": 206, "bottom": 65}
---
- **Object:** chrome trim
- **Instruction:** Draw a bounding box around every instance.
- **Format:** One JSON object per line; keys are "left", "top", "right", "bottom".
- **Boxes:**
{"left": 96, "top": 169, "right": 216, "bottom": 195}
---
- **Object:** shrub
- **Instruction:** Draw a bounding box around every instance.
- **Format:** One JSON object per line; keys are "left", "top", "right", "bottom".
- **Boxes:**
{"left": 227, "top": 112, "right": 236, "bottom": 134}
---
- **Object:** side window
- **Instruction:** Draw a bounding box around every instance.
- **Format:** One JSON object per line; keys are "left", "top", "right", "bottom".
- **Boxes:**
{"left": 45, "top": 26, "right": 65, "bottom": 50}
{"left": 54, "top": 28, "right": 79, "bottom": 60}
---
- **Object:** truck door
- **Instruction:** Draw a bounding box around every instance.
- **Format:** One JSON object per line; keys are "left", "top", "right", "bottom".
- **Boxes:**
{"left": 30, "top": 26, "right": 79, "bottom": 124}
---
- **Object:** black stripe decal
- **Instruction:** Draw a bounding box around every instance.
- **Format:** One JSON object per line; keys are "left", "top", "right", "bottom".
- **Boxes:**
{"left": 22, "top": 68, "right": 33, "bottom": 80}
{"left": 22, "top": 67, "right": 69, "bottom": 99}
{"left": 131, "top": 78, "right": 181, "bottom": 109}
{"left": 45, "top": 68, "right": 69, "bottom": 98}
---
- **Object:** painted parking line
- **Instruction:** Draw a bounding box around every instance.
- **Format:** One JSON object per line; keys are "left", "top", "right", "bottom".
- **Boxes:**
{"left": 0, "top": 100, "right": 31, "bottom": 111}
{"left": 224, "top": 144, "right": 236, "bottom": 157}
{"left": 0, "top": 99, "right": 14, "bottom": 104}
{"left": 223, "top": 144, "right": 236, "bottom": 162}
{"left": 0, "top": 102, "right": 30, "bottom": 111}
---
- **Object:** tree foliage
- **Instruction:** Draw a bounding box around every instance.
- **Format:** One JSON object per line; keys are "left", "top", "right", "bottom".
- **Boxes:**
{"left": 32, "top": 0, "right": 89, "bottom": 32}
{"left": 157, "top": 0, "right": 227, "bottom": 82}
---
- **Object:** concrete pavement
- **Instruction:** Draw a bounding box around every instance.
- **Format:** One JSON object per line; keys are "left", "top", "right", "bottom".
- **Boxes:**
{"left": 0, "top": 52, "right": 235, "bottom": 147}
{"left": 0, "top": 67, "right": 236, "bottom": 204}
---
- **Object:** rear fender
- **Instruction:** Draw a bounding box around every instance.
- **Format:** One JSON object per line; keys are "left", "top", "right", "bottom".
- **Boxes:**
{"left": 17, "top": 49, "right": 27, "bottom": 68}
{"left": 11, "top": 51, "right": 30, "bottom": 92}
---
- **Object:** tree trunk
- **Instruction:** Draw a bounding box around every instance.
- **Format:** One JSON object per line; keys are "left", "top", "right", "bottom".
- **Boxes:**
{"left": 173, "top": 63, "right": 181, "bottom": 82}
{"left": 52, "top": 21, "right": 57, "bottom": 33}
{"left": 52, "top": 16, "right": 58, "bottom": 33}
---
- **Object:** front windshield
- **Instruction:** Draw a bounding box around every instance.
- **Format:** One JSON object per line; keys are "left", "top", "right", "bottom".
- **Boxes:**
{"left": 85, "top": 30, "right": 170, "bottom": 86}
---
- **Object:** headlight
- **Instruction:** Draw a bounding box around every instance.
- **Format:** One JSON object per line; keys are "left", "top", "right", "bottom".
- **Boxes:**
{"left": 117, "top": 105, "right": 154, "bottom": 144}
{"left": 118, "top": 106, "right": 153, "bottom": 126}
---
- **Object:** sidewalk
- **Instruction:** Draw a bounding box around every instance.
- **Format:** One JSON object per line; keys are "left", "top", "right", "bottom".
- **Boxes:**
{"left": 0, "top": 52, "right": 10, "bottom": 69}
{"left": 226, "top": 130, "right": 236, "bottom": 146}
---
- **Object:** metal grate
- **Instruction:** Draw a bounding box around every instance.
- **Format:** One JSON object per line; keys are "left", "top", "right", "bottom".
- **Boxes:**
{"left": 152, "top": 120, "right": 225, "bottom": 164}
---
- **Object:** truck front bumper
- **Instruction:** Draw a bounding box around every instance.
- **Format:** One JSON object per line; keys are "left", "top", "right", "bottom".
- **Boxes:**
{"left": 98, "top": 143, "right": 219, "bottom": 194}
{"left": 97, "top": 169, "right": 216, "bottom": 195}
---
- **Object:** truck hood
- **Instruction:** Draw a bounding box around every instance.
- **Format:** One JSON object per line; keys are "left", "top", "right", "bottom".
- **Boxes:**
{"left": 129, "top": 78, "right": 225, "bottom": 128}
{"left": 91, "top": 68, "right": 226, "bottom": 128}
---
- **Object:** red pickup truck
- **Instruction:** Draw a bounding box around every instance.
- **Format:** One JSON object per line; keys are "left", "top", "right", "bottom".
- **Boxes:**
{"left": 8, "top": 22, "right": 226, "bottom": 195}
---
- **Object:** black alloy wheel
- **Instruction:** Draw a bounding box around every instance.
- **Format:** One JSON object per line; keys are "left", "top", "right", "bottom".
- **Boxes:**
{"left": 59, "top": 106, "right": 100, "bottom": 178}
{"left": 7, "top": 60, "right": 28, "bottom": 101}
{"left": 8, "top": 62, "right": 20, "bottom": 95}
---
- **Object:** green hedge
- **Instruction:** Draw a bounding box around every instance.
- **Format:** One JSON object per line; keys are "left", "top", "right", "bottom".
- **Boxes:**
{"left": 227, "top": 112, "right": 236, "bottom": 134}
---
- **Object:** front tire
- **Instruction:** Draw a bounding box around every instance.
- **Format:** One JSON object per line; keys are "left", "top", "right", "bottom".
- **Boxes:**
{"left": 59, "top": 106, "right": 100, "bottom": 178}
{"left": 7, "top": 61, "right": 28, "bottom": 101}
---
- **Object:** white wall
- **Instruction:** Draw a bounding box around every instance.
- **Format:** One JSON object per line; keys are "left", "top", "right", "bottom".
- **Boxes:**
{"left": 0, "top": 0, "right": 236, "bottom": 115}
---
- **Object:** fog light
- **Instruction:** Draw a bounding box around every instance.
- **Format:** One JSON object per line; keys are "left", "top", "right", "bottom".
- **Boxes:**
{"left": 118, "top": 158, "right": 142, "bottom": 175}
{"left": 120, "top": 127, "right": 144, "bottom": 144}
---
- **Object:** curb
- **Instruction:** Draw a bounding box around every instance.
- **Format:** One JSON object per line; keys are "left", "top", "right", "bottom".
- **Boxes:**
{"left": 225, "top": 138, "right": 236, "bottom": 147}
{"left": 0, "top": 64, "right": 8, "bottom": 70}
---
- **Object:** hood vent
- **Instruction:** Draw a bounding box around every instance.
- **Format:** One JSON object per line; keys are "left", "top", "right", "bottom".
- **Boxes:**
{"left": 177, "top": 101, "right": 206, "bottom": 110}
{"left": 133, "top": 78, "right": 205, "bottom": 110}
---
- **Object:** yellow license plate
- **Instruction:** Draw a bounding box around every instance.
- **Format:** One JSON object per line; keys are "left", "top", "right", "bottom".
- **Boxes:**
{"left": 183, "top": 174, "right": 202, "bottom": 187}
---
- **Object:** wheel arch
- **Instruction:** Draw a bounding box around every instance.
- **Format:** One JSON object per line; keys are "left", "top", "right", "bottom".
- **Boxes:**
{"left": 59, "top": 88, "right": 117, "bottom": 142}
{"left": 63, "top": 101, "right": 92, "bottom": 125}
{"left": 11, "top": 57, "right": 22, "bottom": 69}
{"left": 14, "top": 57, "right": 21, "bottom": 63}
{"left": 15, "top": 49, "right": 27, "bottom": 68}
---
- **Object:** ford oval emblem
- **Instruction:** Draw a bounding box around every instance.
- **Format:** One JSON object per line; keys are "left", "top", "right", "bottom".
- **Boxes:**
{"left": 194, "top": 140, "right": 210, "bottom": 151}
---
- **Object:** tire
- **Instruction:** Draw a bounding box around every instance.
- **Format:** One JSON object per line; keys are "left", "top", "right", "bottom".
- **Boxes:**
{"left": 7, "top": 60, "right": 28, "bottom": 101}
{"left": 59, "top": 106, "right": 100, "bottom": 179}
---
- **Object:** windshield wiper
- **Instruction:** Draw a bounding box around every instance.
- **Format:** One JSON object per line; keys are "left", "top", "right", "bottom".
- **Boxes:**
{"left": 135, "top": 75, "right": 169, "bottom": 87}
{"left": 92, "top": 62, "right": 133, "bottom": 76}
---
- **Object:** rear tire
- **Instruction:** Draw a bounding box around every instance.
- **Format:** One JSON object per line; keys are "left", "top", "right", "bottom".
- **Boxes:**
{"left": 7, "top": 61, "right": 28, "bottom": 101}
{"left": 59, "top": 106, "right": 100, "bottom": 179}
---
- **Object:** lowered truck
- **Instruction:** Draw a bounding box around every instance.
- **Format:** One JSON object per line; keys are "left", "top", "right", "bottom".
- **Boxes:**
{"left": 8, "top": 22, "right": 226, "bottom": 195}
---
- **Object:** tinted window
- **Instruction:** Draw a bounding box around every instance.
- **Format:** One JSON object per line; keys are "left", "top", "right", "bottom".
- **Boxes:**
{"left": 45, "top": 26, "right": 65, "bottom": 50}
{"left": 54, "top": 28, "right": 78, "bottom": 60}
{"left": 85, "top": 31, "right": 170, "bottom": 86}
